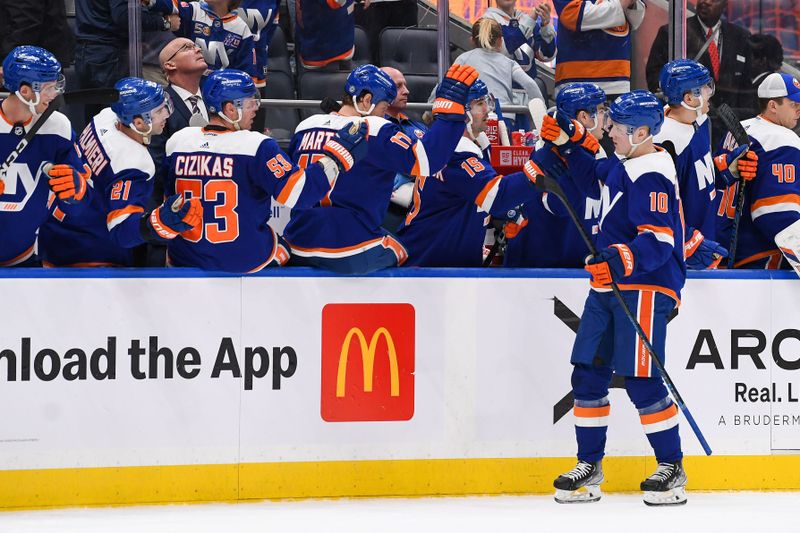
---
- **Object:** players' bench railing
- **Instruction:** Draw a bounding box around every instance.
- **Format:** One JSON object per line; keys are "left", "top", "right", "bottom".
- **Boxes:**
{"left": 257, "top": 98, "right": 532, "bottom": 116}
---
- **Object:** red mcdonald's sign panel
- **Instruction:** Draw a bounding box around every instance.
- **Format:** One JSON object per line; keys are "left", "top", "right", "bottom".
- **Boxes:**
{"left": 321, "top": 303, "right": 415, "bottom": 422}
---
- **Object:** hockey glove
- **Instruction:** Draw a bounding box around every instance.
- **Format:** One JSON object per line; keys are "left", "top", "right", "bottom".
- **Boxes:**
{"left": 585, "top": 244, "right": 635, "bottom": 286}
{"left": 323, "top": 121, "right": 369, "bottom": 173}
{"left": 47, "top": 164, "right": 88, "bottom": 204}
{"left": 684, "top": 230, "right": 728, "bottom": 270}
{"left": 432, "top": 64, "right": 479, "bottom": 122}
{"left": 145, "top": 194, "right": 203, "bottom": 241}
{"left": 530, "top": 143, "right": 568, "bottom": 180}
{"left": 540, "top": 114, "right": 586, "bottom": 150}
{"left": 522, "top": 159, "right": 546, "bottom": 186}
{"left": 714, "top": 145, "right": 758, "bottom": 187}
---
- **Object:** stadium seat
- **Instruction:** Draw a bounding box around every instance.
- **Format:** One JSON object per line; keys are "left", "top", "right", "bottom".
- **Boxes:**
{"left": 379, "top": 27, "right": 438, "bottom": 75}
{"left": 297, "top": 71, "right": 350, "bottom": 120}
{"left": 264, "top": 70, "right": 300, "bottom": 146}
{"left": 354, "top": 26, "right": 371, "bottom": 65}
{"left": 404, "top": 74, "right": 438, "bottom": 121}
{"left": 267, "top": 26, "right": 292, "bottom": 75}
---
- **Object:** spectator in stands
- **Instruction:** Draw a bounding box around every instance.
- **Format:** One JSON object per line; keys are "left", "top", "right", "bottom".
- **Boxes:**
{"left": 482, "top": 0, "right": 556, "bottom": 79}
{"left": 0, "top": 0, "right": 75, "bottom": 70}
{"left": 145, "top": 37, "right": 209, "bottom": 266}
{"left": 646, "top": 0, "right": 752, "bottom": 143}
{"left": 745, "top": 34, "right": 785, "bottom": 118}
{"left": 449, "top": 18, "right": 544, "bottom": 127}
{"left": 728, "top": 0, "right": 799, "bottom": 67}
{"left": 141, "top": 30, "right": 173, "bottom": 85}
{"left": 381, "top": 66, "right": 428, "bottom": 232}
{"left": 295, "top": 0, "right": 355, "bottom": 69}
{"left": 145, "top": 0, "right": 260, "bottom": 83}
{"left": 355, "top": 0, "right": 417, "bottom": 65}
{"left": 553, "top": 0, "right": 645, "bottom": 98}
{"left": 74, "top": 0, "right": 176, "bottom": 122}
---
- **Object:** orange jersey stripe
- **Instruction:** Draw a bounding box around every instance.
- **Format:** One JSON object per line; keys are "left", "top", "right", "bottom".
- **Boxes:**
{"left": 0, "top": 244, "right": 35, "bottom": 266}
{"left": 556, "top": 59, "right": 630, "bottom": 82}
{"left": 615, "top": 283, "right": 680, "bottom": 307}
{"left": 107, "top": 205, "right": 144, "bottom": 225}
{"left": 751, "top": 193, "right": 800, "bottom": 211}
{"left": 289, "top": 237, "right": 384, "bottom": 254}
{"left": 640, "top": 404, "right": 678, "bottom": 425}
{"left": 635, "top": 290, "right": 654, "bottom": 378}
{"left": 474, "top": 176, "right": 501, "bottom": 209}
{"left": 558, "top": 0, "right": 584, "bottom": 30}
{"left": 276, "top": 169, "right": 305, "bottom": 205}
{"left": 637, "top": 224, "right": 674, "bottom": 238}
{"left": 299, "top": 47, "right": 355, "bottom": 67}
{"left": 734, "top": 249, "right": 783, "bottom": 269}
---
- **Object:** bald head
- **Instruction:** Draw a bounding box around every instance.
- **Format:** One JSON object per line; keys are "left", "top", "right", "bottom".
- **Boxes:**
{"left": 160, "top": 38, "right": 207, "bottom": 84}
{"left": 380, "top": 67, "right": 409, "bottom": 116}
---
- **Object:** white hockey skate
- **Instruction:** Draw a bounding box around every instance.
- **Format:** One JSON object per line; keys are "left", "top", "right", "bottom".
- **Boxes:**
{"left": 553, "top": 460, "right": 604, "bottom": 504}
{"left": 641, "top": 460, "right": 688, "bottom": 506}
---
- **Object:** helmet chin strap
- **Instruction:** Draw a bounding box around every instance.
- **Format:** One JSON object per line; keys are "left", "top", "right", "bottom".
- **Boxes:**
{"left": 129, "top": 121, "right": 154, "bottom": 145}
{"left": 680, "top": 94, "right": 705, "bottom": 119}
{"left": 218, "top": 107, "right": 244, "bottom": 130}
{"left": 465, "top": 110, "right": 478, "bottom": 141}
{"left": 15, "top": 90, "right": 42, "bottom": 117}
{"left": 625, "top": 131, "right": 652, "bottom": 158}
{"left": 354, "top": 99, "right": 376, "bottom": 116}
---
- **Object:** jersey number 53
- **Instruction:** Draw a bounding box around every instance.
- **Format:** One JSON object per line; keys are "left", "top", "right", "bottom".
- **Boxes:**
{"left": 175, "top": 178, "right": 239, "bottom": 243}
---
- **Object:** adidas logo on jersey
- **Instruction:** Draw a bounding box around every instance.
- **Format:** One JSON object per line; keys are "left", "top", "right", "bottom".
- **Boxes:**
{"left": 201, "top": 142, "right": 210, "bottom": 148}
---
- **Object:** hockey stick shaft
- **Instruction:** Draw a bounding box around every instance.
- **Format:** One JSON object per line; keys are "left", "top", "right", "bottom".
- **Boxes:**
{"left": 716, "top": 103, "right": 752, "bottom": 269}
{"left": 1, "top": 88, "right": 119, "bottom": 178}
{"left": 536, "top": 173, "right": 713, "bottom": 456}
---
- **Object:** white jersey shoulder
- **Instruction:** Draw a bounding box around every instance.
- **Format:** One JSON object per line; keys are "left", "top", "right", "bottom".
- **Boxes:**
{"left": 653, "top": 114, "right": 694, "bottom": 155}
{"left": 744, "top": 116, "right": 800, "bottom": 152}
{"left": 295, "top": 113, "right": 353, "bottom": 134}
{"left": 94, "top": 108, "right": 156, "bottom": 178}
{"left": 166, "top": 126, "right": 266, "bottom": 157}
{"left": 454, "top": 136, "right": 484, "bottom": 159}
{"left": 623, "top": 149, "right": 677, "bottom": 187}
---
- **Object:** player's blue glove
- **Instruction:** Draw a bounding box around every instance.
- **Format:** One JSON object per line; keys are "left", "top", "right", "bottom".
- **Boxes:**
{"left": 585, "top": 244, "right": 635, "bottom": 286}
{"left": 323, "top": 121, "right": 369, "bottom": 173}
{"left": 144, "top": 193, "right": 203, "bottom": 241}
{"left": 432, "top": 64, "right": 479, "bottom": 122}
{"left": 47, "top": 164, "right": 89, "bottom": 204}
{"left": 714, "top": 145, "right": 758, "bottom": 187}
{"left": 530, "top": 142, "right": 568, "bottom": 180}
{"left": 685, "top": 230, "right": 728, "bottom": 270}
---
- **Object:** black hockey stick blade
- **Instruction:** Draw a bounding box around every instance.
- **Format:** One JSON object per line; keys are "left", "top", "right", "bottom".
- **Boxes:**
{"left": 717, "top": 103, "right": 750, "bottom": 147}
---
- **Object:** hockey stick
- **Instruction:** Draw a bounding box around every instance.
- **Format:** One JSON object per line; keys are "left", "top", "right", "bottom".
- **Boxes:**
{"left": 533, "top": 171, "right": 713, "bottom": 456}
{"left": 716, "top": 103, "right": 751, "bottom": 269}
{"left": 0, "top": 88, "right": 119, "bottom": 180}
{"left": 528, "top": 97, "right": 548, "bottom": 132}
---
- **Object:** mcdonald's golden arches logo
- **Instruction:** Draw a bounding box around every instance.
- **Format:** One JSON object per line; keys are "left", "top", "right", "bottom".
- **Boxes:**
{"left": 321, "top": 303, "right": 415, "bottom": 422}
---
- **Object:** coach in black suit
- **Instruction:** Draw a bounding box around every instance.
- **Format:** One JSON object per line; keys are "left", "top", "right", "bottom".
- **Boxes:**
{"left": 645, "top": 0, "right": 752, "bottom": 144}
{"left": 144, "top": 37, "right": 208, "bottom": 265}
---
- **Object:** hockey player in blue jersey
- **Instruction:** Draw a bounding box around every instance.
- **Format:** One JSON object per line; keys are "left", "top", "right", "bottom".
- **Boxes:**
{"left": 0, "top": 46, "right": 91, "bottom": 267}
{"left": 654, "top": 59, "right": 729, "bottom": 270}
{"left": 553, "top": 91, "right": 688, "bottom": 506}
{"left": 396, "top": 79, "right": 545, "bottom": 267}
{"left": 715, "top": 72, "right": 800, "bottom": 271}
{"left": 39, "top": 77, "right": 204, "bottom": 267}
{"left": 504, "top": 82, "right": 607, "bottom": 268}
{"left": 283, "top": 63, "right": 480, "bottom": 274}
{"left": 146, "top": 0, "right": 260, "bottom": 85}
{"left": 162, "top": 69, "right": 367, "bottom": 273}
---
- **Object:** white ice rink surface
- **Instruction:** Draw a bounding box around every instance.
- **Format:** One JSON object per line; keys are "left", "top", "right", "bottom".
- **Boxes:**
{"left": 0, "top": 492, "right": 797, "bottom": 533}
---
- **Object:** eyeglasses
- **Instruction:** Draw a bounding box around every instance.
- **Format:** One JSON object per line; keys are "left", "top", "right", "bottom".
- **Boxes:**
{"left": 165, "top": 42, "right": 200, "bottom": 63}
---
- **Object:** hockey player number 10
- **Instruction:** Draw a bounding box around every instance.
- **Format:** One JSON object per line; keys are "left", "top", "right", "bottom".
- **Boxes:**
{"left": 649, "top": 192, "right": 669, "bottom": 214}
{"left": 175, "top": 178, "right": 240, "bottom": 243}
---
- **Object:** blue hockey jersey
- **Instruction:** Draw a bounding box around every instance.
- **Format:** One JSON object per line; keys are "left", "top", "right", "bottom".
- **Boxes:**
{"left": 504, "top": 142, "right": 607, "bottom": 268}
{"left": 654, "top": 111, "right": 717, "bottom": 247}
{"left": 163, "top": 125, "right": 334, "bottom": 272}
{"left": 39, "top": 108, "right": 156, "bottom": 267}
{"left": 553, "top": 0, "right": 644, "bottom": 94}
{"left": 716, "top": 116, "right": 800, "bottom": 268}
{"left": 283, "top": 113, "right": 464, "bottom": 262}
{"left": 294, "top": 0, "right": 354, "bottom": 68}
{"left": 236, "top": 0, "right": 280, "bottom": 85}
{"left": 396, "top": 136, "right": 541, "bottom": 267}
{"left": 151, "top": 0, "right": 260, "bottom": 84}
{"left": 0, "top": 108, "right": 88, "bottom": 266}
{"left": 595, "top": 147, "right": 685, "bottom": 303}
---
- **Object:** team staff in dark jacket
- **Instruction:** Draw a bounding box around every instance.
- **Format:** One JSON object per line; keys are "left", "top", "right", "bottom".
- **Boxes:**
{"left": 0, "top": 0, "right": 75, "bottom": 68}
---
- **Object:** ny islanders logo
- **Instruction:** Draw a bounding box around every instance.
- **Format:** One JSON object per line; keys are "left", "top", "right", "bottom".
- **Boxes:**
{"left": 0, "top": 162, "right": 47, "bottom": 211}
{"left": 320, "top": 303, "right": 415, "bottom": 422}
